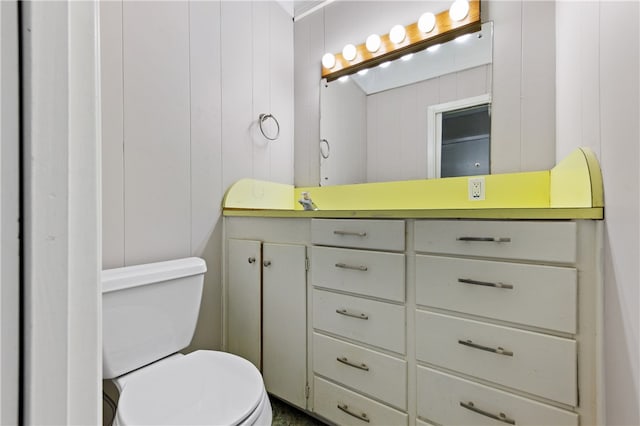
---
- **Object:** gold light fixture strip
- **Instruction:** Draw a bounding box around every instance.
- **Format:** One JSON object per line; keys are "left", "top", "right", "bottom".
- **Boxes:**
{"left": 321, "top": 0, "right": 481, "bottom": 82}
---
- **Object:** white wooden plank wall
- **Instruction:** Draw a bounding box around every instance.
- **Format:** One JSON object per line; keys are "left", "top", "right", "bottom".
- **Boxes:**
{"left": 100, "top": 0, "right": 294, "bottom": 351}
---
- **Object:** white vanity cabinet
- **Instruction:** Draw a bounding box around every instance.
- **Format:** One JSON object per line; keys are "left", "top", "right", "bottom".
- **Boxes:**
{"left": 413, "top": 219, "right": 601, "bottom": 426}
{"left": 224, "top": 218, "right": 310, "bottom": 410}
{"left": 310, "top": 219, "right": 409, "bottom": 425}
{"left": 224, "top": 215, "right": 602, "bottom": 425}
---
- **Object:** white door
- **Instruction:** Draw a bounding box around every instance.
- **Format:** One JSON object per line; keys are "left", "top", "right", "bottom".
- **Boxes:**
{"left": 262, "top": 243, "right": 308, "bottom": 409}
{"left": 227, "top": 239, "right": 262, "bottom": 369}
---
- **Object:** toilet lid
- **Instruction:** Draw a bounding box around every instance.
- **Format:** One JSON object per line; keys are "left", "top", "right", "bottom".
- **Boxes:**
{"left": 116, "top": 351, "right": 265, "bottom": 425}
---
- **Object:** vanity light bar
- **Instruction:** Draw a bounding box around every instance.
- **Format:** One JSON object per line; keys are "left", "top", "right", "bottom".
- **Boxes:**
{"left": 321, "top": 0, "right": 481, "bottom": 82}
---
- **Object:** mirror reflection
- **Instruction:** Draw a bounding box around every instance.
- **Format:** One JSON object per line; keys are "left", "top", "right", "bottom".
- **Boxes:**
{"left": 320, "top": 22, "right": 493, "bottom": 186}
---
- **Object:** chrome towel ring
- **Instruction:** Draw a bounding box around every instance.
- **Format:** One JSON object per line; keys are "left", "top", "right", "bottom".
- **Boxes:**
{"left": 320, "top": 139, "right": 330, "bottom": 159}
{"left": 259, "top": 113, "right": 280, "bottom": 141}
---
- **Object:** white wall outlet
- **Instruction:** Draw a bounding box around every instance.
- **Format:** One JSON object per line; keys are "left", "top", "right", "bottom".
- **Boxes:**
{"left": 468, "top": 177, "right": 485, "bottom": 201}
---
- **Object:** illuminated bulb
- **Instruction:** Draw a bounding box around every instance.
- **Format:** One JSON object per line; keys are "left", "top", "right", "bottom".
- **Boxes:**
{"left": 427, "top": 44, "right": 441, "bottom": 53}
{"left": 449, "top": 0, "right": 469, "bottom": 21}
{"left": 401, "top": 53, "right": 414, "bottom": 61}
{"left": 338, "top": 75, "right": 350, "bottom": 83}
{"left": 366, "top": 34, "right": 381, "bottom": 53}
{"left": 342, "top": 44, "right": 357, "bottom": 61}
{"left": 389, "top": 24, "right": 406, "bottom": 44}
{"left": 379, "top": 61, "right": 391, "bottom": 69}
{"left": 357, "top": 69, "right": 369, "bottom": 76}
{"left": 322, "top": 53, "right": 336, "bottom": 69}
{"left": 418, "top": 12, "right": 436, "bottom": 33}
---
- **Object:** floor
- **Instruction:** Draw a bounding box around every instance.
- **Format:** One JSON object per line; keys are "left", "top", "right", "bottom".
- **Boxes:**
{"left": 271, "top": 396, "right": 326, "bottom": 426}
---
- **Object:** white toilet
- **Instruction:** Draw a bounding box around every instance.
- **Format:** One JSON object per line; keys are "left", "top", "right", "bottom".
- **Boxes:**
{"left": 102, "top": 257, "right": 272, "bottom": 425}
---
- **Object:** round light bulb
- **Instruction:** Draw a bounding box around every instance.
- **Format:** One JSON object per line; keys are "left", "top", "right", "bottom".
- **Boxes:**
{"left": 449, "top": 0, "right": 469, "bottom": 21}
{"left": 418, "top": 12, "right": 436, "bottom": 33}
{"left": 389, "top": 24, "right": 406, "bottom": 44}
{"left": 342, "top": 44, "right": 357, "bottom": 61}
{"left": 365, "top": 34, "right": 381, "bottom": 53}
{"left": 322, "top": 53, "right": 336, "bottom": 69}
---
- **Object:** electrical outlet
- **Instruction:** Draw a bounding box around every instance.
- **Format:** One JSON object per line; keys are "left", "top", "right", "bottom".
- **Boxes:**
{"left": 468, "top": 177, "right": 485, "bottom": 201}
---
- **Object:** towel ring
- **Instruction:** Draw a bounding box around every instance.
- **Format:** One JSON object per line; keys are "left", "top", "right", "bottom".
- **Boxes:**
{"left": 259, "top": 113, "right": 280, "bottom": 141}
{"left": 320, "top": 139, "right": 330, "bottom": 159}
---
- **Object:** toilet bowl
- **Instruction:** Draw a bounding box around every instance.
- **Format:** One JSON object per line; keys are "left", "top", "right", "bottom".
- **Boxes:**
{"left": 102, "top": 257, "right": 272, "bottom": 425}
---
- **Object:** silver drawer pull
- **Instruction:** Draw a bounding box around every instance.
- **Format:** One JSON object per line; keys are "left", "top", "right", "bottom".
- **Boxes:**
{"left": 336, "top": 308, "right": 369, "bottom": 320}
{"left": 460, "top": 401, "right": 515, "bottom": 425}
{"left": 247, "top": 257, "right": 256, "bottom": 264}
{"left": 337, "top": 356, "right": 370, "bottom": 371}
{"left": 337, "top": 403, "right": 370, "bottom": 423}
{"left": 334, "top": 230, "right": 367, "bottom": 237}
{"left": 456, "top": 236, "right": 511, "bottom": 243}
{"left": 263, "top": 260, "right": 271, "bottom": 267}
{"left": 458, "top": 278, "right": 514, "bottom": 290}
{"left": 335, "top": 262, "right": 368, "bottom": 272}
{"left": 458, "top": 339, "right": 514, "bottom": 357}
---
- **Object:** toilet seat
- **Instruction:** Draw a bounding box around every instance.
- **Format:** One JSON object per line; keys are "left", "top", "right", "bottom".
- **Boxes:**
{"left": 114, "top": 350, "right": 269, "bottom": 425}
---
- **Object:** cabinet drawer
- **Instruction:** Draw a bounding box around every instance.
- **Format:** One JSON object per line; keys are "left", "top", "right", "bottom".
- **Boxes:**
{"left": 417, "top": 367, "right": 578, "bottom": 425}
{"left": 313, "top": 289, "right": 405, "bottom": 354}
{"left": 416, "top": 311, "right": 577, "bottom": 405}
{"left": 312, "top": 219, "right": 405, "bottom": 251}
{"left": 414, "top": 220, "right": 577, "bottom": 264}
{"left": 314, "top": 376, "right": 408, "bottom": 426}
{"left": 313, "top": 333, "right": 407, "bottom": 410}
{"left": 416, "top": 255, "right": 577, "bottom": 333}
{"left": 312, "top": 246, "right": 405, "bottom": 302}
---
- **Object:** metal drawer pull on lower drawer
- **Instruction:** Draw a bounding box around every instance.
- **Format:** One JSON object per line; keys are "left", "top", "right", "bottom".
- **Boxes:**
{"left": 458, "top": 339, "right": 514, "bottom": 357}
{"left": 337, "top": 356, "right": 370, "bottom": 371}
{"left": 335, "top": 262, "right": 368, "bottom": 272}
{"left": 458, "top": 278, "right": 514, "bottom": 290}
{"left": 460, "top": 401, "right": 516, "bottom": 425}
{"left": 336, "top": 308, "right": 369, "bottom": 320}
{"left": 337, "top": 403, "right": 370, "bottom": 423}
{"left": 334, "top": 230, "right": 367, "bottom": 237}
{"left": 456, "top": 236, "right": 511, "bottom": 243}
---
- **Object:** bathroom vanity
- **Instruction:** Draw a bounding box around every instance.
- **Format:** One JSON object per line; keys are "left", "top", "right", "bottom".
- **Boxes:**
{"left": 222, "top": 149, "right": 604, "bottom": 426}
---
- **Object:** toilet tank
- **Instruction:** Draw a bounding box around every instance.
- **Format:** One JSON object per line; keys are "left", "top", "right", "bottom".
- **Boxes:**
{"left": 102, "top": 257, "right": 207, "bottom": 379}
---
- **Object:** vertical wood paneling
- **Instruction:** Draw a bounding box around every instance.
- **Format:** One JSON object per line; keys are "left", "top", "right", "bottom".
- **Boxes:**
{"left": 100, "top": 0, "right": 125, "bottom": 269}
{"left": 189, "top": 0, "right": 223, "bottom": 352}
{"left": 520, "top": 1, "right": 555, "bottom": 171}
{"left": 268, "top": 2, "right": 295, "bottom": 184}
{"left": 122, "top": 1, "right": 191, "bottom": 265}
{"left": 190, "top": 0, "right": 222, "bottom": 255}
{"left": 489, "top": 0, "right": 522, "bottom": 174}
{"left": 221, "top": 1, "right": 253, "bottom": 190}
{"left": 251, "top": 1, "right": 272, "bottom": 182}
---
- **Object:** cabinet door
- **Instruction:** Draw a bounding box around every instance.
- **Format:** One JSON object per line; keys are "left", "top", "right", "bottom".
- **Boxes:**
{"left": 227, "top": 239, "right": 262, "bottom": 369}
{"left": 262, "top": 243, "right": 307, "bottom": 409}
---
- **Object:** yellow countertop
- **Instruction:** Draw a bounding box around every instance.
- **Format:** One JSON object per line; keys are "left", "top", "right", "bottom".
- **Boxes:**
{"left": 222, "top": 148, "right": 604, "bottom": 220}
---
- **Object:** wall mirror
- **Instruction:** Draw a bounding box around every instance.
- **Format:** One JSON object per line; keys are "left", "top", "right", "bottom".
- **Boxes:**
{"left": 320, "top": 21, "right": 493, "bottom": 186}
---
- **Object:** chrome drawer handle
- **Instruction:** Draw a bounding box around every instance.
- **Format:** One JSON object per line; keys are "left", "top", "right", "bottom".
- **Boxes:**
{"left": 337, "top": 356, "right": 370, "bottom": 371}
{"left": 247, "top": 257, "right": 256, "bottom": 264}
{"left": 456, "top": 236, "right": 511, "bottom": 243}
{"left": 334, "top": 230, "right": 367, "bottom": 237}
{"left": 335, "top": 263, "right": 368, "bottom": 272}
{"left": 458, "top": 339, "right": 514, "bottom": 357}
{"left": 460, "top": 401, "right": 515, "bottom": 425}
{"left": 336, "top": 308, "right": 369, "bottom": 320}
{"left": 458, "top": 278, "right": 514, "bottom": 290}
{"left": 337, "top": 403, "right": 370, "bottom": 423}
{"left": 263, "top": 260, "right": 271, "bottom": 267}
